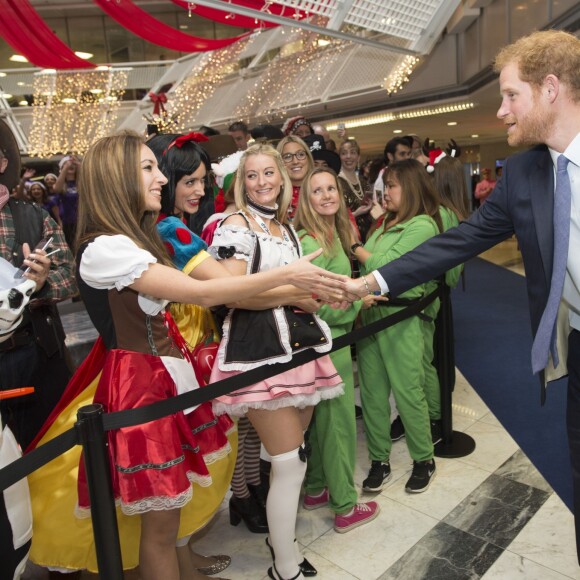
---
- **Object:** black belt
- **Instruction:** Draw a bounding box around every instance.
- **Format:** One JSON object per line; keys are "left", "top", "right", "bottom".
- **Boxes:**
{"left": 0, "top": 328, "right": 35, "bottom": 353}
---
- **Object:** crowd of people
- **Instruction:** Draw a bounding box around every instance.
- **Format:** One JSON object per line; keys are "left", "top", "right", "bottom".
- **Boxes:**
{"left": 0, "top": 27, "right": 579, "bottom": 580}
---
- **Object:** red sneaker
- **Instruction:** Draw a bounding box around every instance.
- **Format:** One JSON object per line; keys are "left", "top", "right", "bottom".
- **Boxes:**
{"left": 334, "top": 501, "right": 379, "bottom": 533}
{"left": 302, "top": 488, "right": 329, "bottom": 510}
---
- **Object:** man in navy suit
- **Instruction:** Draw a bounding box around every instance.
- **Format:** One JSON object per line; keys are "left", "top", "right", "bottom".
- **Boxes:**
{"left": 347, "top": 29, "right": 580, "bottom": 559}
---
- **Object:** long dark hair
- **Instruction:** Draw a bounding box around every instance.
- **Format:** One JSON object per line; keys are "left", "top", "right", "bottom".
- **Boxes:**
{"left": 382, "top": 159, "right": 443, "bottom": 233}
{"left": 147, "top": 133, "right": 214, "bottom": 234}
{"left": 433, "top": 156, "right": 469, "bottom": 220}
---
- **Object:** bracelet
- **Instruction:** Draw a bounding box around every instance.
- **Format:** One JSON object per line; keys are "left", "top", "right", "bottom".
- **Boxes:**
{"left": 362, "top": 275, "right": 372, "bottom": 295}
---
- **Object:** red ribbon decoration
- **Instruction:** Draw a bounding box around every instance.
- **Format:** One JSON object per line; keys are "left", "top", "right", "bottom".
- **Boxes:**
{"left": 94, "top": 0, "right": 248, "bottom": 52}
{"left": 148, "top": 91, "right": 168, "bottom": 116}
{"left": 0, "top": 0, "right": 95, "bottom": 69}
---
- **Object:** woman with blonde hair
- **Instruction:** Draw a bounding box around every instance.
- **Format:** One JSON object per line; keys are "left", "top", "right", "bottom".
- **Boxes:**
{"left": 210, "top": 145, "right": 345, "bottom": 580}
{"left": 27, "top": 132, "right": 346, "bottom": 580}
{"left": 294, "top": 167, "right": 381, "bottom": 533}
{"left": 276, "top": 135, "right": 314, "bottom": 221}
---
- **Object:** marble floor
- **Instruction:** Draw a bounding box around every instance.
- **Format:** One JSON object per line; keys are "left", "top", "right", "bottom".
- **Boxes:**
{"left": 26, "top": 239, "right": 580, "bottom": 579}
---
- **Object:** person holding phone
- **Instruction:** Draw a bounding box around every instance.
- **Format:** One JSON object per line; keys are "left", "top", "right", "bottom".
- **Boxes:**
{"left": 0, "top": 119, "right": 77, "bottom": 450}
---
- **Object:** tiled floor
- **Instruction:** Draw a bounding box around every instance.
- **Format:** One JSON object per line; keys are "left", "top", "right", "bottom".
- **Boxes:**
{"left": 189, "top": 368, "right": 579, "bottom": 580}
{"left": 25, "top": 239, "right": 580, "bottom": 579}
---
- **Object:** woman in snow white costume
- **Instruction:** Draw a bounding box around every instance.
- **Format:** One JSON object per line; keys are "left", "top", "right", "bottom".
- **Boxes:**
{"left": 25, "top": 132, "right": 347, "bottom": 580}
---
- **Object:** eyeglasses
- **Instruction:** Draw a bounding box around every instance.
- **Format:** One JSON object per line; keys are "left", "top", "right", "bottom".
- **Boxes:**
{"left": 282, "top": 150, "right": 307, "bottom": 164}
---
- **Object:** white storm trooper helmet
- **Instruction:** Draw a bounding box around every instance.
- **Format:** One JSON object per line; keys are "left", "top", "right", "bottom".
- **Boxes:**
{"left": 0, "top": 258, "right": 36, "bottom": 342}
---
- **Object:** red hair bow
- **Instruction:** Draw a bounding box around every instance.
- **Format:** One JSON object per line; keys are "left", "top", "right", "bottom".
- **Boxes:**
{"left": 148, "top": 91, "right": 167, "bottom": 115}
{"left": 164, "top": 132, "right": 210, "bottom": 155}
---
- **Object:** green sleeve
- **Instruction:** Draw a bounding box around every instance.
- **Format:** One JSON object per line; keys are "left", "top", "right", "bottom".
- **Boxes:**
{"left": 364, "top": 217, "right": 439, "bottom": 272}
{"left": 299, "top": 232, "right": 361, "bottom": 327}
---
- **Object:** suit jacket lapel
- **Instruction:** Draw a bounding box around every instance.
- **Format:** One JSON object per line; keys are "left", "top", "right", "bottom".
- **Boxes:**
{"left": 529, "top": 149, "right": 554, "bottom": 286}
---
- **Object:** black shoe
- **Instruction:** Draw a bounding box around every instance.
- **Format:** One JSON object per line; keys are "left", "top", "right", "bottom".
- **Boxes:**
{"left": 268, "top": 564, "right": 302, "bottom": 580}
{"left": 390, "top": 416, "right": 405, "bottom": 441}
{"left": 362, "top": 461, "right": 392, "bottom": 492}
{"left": 430, "top": 420, "right": 442, "bottom": 445}
{"left": 355, "top": 405, "right": 363, "bottom": 420}
{"left": 405, "top": 460, "right": 436, "bottom": 493}
{"left": 229, "top": 495, "right": 269, "bottom": 533}
{"left": 265, "top": 537, "right": 317, "bottom": 577}
{"left": 248, "top": 482, "right": 268, "bottom": 509}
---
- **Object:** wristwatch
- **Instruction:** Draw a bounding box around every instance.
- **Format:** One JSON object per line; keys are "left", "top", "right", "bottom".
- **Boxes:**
{"left": 350, "top": 242, "right": 363, "bottom": 254}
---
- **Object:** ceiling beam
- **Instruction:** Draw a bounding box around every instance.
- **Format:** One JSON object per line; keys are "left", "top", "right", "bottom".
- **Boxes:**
{"left": 192, "top": 0, "right": 418, "bottom": 55}
{"left": 326, "top": 0, "right": 356, "bottom": 31}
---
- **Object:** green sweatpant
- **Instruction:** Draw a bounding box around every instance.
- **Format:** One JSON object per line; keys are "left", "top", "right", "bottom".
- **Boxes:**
{"left": 305, "top": 332, "right": 358, "bottom": 515}
{"left": 357, "top": 312, "right": 434, "bottom": 463}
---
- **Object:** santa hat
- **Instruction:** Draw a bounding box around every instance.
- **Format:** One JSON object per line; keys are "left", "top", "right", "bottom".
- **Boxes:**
{"left": 426, "top": 149, "right": 446, "bottom": 173}
{"left": 282, "top": 115, "right": 312, "bottom": 136}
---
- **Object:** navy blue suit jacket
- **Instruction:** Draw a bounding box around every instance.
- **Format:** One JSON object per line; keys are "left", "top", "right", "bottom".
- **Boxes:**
{"left": 377, "top": 145, "right": 554, "bottom": 384}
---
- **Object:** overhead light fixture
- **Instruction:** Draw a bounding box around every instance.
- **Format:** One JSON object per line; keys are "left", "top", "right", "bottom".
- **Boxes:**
{"left": 447, "top": 121, "right": 458, "bottom": 126}
{"left": 39, "top": 69, "right": 56, "bottom": 75}
{"left": 95, "top": 65, "right": 110, "bottom": 71}
{"left": 61, "top": 98, "right": 77, "bottom": 103}
{"left": 471, "top": 134, "right": 479, "bottom": 138}
{"left": 317, "top": 39, "right": 331, "bottom": 47}
{"left": 18, "top": 100, "right": 28, "bottom": 106}
{"left": 393, "top": 129, "right": 402, "bottom": 134}
{"left": 0, "top": 72, "right": 6, "bottom": 78}
{"left": 1, "top": 93, "right": 13, "bottom": 99}
{"left": 74, "top": 51, "right": 93, "bottom": 60}
{"left": 89, "top": 88, "right": 103, "bottom": 94}
{"left": 10, "top": 55, "right": 28, "bottom": 63}
{"left": 327, "top": 102, "right": 476, "bottom": 130}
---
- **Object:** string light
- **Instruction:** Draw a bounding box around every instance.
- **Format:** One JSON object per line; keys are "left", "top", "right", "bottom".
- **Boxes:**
{"left": 384, "top": 55, "right": 420, "bottom": 96}
{"left": 28, "top": 67, "right": 127, "bottom": 157}
{"left": 170, "top": 36, "right": 254, "bottom": 131}
{"left": 233, "top": 21, "right": 349, "bottom": 124}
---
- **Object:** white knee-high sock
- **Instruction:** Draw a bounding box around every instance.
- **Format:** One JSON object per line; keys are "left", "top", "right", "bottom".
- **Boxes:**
{"left": 267, "top": 446, "right": 307, "bottom": 579}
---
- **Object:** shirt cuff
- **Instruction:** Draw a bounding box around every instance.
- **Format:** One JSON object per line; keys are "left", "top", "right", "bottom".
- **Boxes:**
{"left": 371, "top": 270, "right": 390, "bottom": 294}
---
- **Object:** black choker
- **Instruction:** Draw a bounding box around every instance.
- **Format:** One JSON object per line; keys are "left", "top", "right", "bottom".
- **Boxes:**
{"left": 247, "top": 198, "right": 278, "bottom": 219}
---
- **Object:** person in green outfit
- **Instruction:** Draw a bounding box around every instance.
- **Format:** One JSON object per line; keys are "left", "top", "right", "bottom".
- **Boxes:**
{"left": 351, "top": 159, "right": 443, "bottom": 494}
{"left": 294, "top": 167, "right": 383, "bottom": 533}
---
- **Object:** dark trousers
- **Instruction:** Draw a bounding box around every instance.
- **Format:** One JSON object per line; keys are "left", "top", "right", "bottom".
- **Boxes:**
{"left": 0, "top": 342, "right": 71, "bottom": 450}
{"left": 566, "top": 329, "right": 580, "bottom": 563}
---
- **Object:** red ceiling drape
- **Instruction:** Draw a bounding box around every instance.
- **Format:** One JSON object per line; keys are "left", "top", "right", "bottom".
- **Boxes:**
{"left": 0, "top": 0, "right": 95, "bottom": 69}
{"left": 94, "top": 0, "right": 248, "bottom": 52}
{"left": 169, "top": 0, "right": 305, "bottom": 29}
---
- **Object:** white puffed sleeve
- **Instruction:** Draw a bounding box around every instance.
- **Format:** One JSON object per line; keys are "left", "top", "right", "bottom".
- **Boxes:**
{"left": 208, "top": 224, "right": 256, "bottom": 263}
{"left": 79, "top": 235, "right": 157, "bottom": 291}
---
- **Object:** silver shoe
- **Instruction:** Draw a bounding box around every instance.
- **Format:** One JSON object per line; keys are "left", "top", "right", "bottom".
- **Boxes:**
{"left": 196, "top": 554, "right": 232, "bottom": 576}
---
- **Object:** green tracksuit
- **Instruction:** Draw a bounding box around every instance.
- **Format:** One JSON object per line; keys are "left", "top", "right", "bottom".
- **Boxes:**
{"left": 358, "top": 215, "right": 439, "bottom": 463}
{"left": 299, "top": 232, "right": 362, "bottom": 515}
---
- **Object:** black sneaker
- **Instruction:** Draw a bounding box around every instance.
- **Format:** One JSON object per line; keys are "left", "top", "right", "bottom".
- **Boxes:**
{"left": 390, "top": 416, "right": 405, "bottom": 441}
{"left": 405, "top": 460, "right": 436, "bottom": 493}
{"left": 362, "top": 461, "right": 392, "bottom": 492}
{"left": 430, "top": 420, "right": 442, "bottom": 445}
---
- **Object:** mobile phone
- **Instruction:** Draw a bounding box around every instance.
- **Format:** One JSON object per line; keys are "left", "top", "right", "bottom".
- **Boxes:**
{"left": 337, "top": 123, "right": 345, "bottom": 131}
{"left": 13, "top": 237, "right": 53, "bottom": 278}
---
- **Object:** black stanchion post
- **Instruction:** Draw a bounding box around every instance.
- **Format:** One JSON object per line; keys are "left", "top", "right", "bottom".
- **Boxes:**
{"left": 76, "top": 404, "right": 124, "bottom": 579}
{"left": 434, "top": 284, "right": 476, "bottom": 458}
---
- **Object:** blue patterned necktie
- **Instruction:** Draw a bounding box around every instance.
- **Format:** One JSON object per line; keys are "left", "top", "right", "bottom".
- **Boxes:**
{"left": 531, "top": 154, "right": 572, "bottom": 373}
